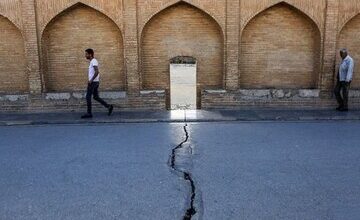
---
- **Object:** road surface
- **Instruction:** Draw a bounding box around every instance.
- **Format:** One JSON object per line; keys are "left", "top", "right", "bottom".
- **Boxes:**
{"left": 1, "top": 122, "right": 359, "bottom": 219}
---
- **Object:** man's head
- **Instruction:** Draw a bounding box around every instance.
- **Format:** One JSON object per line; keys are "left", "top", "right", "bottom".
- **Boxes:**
{"left": 85, "top": 48, "right": 94, "bottom": 60}
{"left": 340, "top": 48, "right": 348, "bottom": 60}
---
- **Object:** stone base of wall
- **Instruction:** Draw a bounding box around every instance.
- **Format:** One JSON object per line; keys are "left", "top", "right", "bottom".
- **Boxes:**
{"left": 201, "top": 89, "right": 360, "bottom": 109}
{"left": 1, "top": 89, "right": 360, "bottom": 112}
{"left": 0, "top": 90, "right": 166, "bottom": 112}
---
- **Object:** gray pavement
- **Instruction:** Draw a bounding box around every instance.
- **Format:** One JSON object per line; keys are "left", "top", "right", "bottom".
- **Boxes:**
{"left": 189, "top": 122, "right": 360, "bottom": 220}
{"left": 1, "top": 122, "right": 360, "bottom": 219}
{"left": 0, "top": 109, "right": 360, "bottom": 126}
{"left": 0, "top": 124, "right": 187, "bottom": 220}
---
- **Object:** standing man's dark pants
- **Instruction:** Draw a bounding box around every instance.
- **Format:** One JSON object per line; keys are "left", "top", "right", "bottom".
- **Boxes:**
{"left": 334, "top": 81, "right": 351, "bottom": 109}
{"left": 86, "top": 82, "right": 110, "bottom": 114}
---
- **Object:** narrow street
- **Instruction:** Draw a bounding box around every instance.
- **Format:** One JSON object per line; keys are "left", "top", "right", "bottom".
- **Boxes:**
{"left": 1, "top": 121, "right": 360, "bottom": 219}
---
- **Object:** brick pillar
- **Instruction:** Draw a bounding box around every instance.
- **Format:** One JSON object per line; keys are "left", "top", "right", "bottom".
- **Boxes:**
{"left": 225, "top": 0, "right": 240, "bottom": 90}
{"left": 123, "top": 0, "right": 140, "bottom": 95}
{"left": 320, "top": 0, "right": 339, "bottom": 96}
{"left": 21, "top": 0, "right": 42, "bottom": 94}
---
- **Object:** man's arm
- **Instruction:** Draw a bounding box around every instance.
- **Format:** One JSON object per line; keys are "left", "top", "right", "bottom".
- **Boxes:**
{"left": 89, "top": 66, "right": 99, "bottom": 83}
{"left": 346, "top": 60, "right": 354, "bottom": 82}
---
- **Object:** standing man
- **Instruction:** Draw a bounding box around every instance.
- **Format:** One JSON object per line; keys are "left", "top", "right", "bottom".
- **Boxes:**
{"left": 81, "top": 49, "right": 114, "bottom": 119}
{"left": 334, "top": 49, "right": 354, "bottom": 112}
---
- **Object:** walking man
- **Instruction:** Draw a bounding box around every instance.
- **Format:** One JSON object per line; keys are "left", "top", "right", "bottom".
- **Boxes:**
{"left": 334, "top": 49, "right": 354, "bottom": 112}
{"left": 81, "top": 49, "right": 113, "bottom": 119}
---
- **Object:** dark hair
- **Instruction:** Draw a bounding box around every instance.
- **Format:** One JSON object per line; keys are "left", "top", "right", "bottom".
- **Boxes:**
{"left": 85, "top": 48, "right": 94, "bottom": 56}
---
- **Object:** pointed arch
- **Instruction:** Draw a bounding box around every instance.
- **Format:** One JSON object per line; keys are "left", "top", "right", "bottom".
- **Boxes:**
{"left": 0, "top": 12, "right": 22, "bottom": 33}
{"left": 339, "top": 10, "right": 360, "bottom": 35}
{"left": 0, "top": 15, "right": 28, "bottom": 93}
{"left": 0, "top": 0, "right": 23, "bottom": 32}
{"left": 242, "top": 1, "right": 321, "bottom": 35}
{"left": 338, "top": 13, "right": 360, "bottom": 89}
{"left": 140, "top": 1, "right": 224, "bottom": 91}
{"left": 140, "top": 0, "right": 224, "bottom": 40}
{"left": 41, "top": 3, "right": 125, "bottom": 92}
{"left": 240, "top": 2, "right": 321, "bottom": 89}
{"left": 40, "top": 1, "right": 122, "bottom": 38}
{"left": 339, "top": 12, "right": 360, "bottom": 35}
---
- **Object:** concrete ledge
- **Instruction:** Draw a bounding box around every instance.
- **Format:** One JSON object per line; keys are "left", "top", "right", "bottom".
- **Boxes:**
{"left": 201, "top": 89, "right": 357, "bottom": 109}
{"left": 350, "top": 90, "right": 360, "bottom": 98}
{"left": 45, "top": 91, "right": 127, "bottom": 100}
{"left": 204, "top": 90, "right": 227, "bottom": 94}
{"left": 0, "top": 89, "right": 359, "bottom": 112}
{"left": 239, "top": 89, "right": 271, "bottom": 99}
{"left": 0, "top": 94, "right": 29, "bottom": 102}
{"left": 140, "top": 90, "right": 166, "bottom": 96}
{"left": 46, "top": 93, "right": 71, "bottom": 100}
{"left": 237, "top": 89, "right": 320, "bottom": 99}
{"left": 203, "top": 89, "right": 321, "bottom": 100}
{"left": 72, "top": 92, "right": 85, "bottom": 99}
{"left": 98, "top": 91, "right": 126, "bottom": 99}
{"left": 298, "top": 89, "right": 320, "bottom": 98}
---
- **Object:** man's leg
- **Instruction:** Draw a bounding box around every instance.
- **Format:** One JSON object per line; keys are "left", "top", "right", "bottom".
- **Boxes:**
{"left": 82, "top": 83, "right": 94, "bottom": 118}
{"left": 342, "top": 82, "right": 351, "bottom": 110}
{"left": 93, "top": 83, "right": 114, "bottom": 116}
{"left": 334, "top": 81, "right": 344, "bottom": 109}
{"left": 93, "top": 83, "right": 110, "bottom": 108}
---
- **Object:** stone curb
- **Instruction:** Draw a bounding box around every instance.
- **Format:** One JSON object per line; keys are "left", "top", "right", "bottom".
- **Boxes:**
{"left": 1, "top": 116, "right": 360, "bottom": 126}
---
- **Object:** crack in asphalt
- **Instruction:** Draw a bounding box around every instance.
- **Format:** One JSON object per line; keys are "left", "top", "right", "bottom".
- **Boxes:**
{"left": 169, "top": 112, "right": 200, "bottom": 220}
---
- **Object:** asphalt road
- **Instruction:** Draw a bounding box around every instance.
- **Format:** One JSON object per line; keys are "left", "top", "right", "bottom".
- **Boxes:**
{"left": 1, "top": 122, "right": 360, "bottom": 220}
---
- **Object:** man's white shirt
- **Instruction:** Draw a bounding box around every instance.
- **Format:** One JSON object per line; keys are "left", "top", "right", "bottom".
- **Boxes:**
{"left": 88, "top": 58, "right": 100, "bottom": 82}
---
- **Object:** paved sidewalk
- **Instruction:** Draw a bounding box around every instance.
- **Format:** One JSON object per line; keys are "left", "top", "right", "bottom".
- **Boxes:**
{"left": 0, "top": 109, "right": 359, "bottom": 126}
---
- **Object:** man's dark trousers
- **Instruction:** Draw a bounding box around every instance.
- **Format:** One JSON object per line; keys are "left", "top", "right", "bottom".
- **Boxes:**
{"left": 334, "top": 80, "right": 351, "bottom": 109}
{"left": 86, "top": 82, "right": 110, "bottom": 114}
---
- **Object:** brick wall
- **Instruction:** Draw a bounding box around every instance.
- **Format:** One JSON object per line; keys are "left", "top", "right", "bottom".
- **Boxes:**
{"left": 1, "top": 0, "right": 360, "bottom": 111}
{"left": 41, "top": 4, "right": 124, "bottom": 92}
{"left": 320, "top": 0, "right": 338, "bottom": 94}
{"left": 0, "top": 15, "right": 27, "bottom": 93}
{"left": 240, "top": 3, "right": 321, "bottom": 89}
{"left": 338, "top": 14, "right": 360, "bottom": 89}
{"left": 141, "top": 2, "right": 224, "bottom": 91}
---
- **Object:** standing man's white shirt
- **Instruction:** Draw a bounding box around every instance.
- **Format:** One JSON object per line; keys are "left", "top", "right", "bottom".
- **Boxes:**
{"left": 339, "top": 55, "right": 354, "bottom": 82}
{"left": 88, "top": 58, "right": 100, "bottom": 82}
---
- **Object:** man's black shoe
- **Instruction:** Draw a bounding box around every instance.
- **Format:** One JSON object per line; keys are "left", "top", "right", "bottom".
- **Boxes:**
{"left": 336, "top": 106, "right": 343, "bottom": 111}
{"left": 81, "top": 114, "right": 93, "bottom": 119}
{"left": 108, "top": 105, "right": 114, "bottom": 116}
